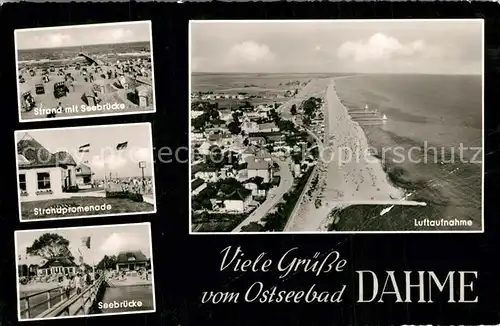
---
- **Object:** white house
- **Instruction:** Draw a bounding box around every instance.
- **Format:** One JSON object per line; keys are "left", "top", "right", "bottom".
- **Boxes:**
{"left": 17, "top": 134, "right": 77, "bottom": 200}
{"left": 195, "top": 168, "right": 218, "bottom": 182}
{"left": 37, "top": 257, "right": 79, "bottom": 276}
{"left": 75, "top": 163, "right": 94, "bottom": 189}
{"left": 258, "top": 122, "right": 279, "bottom": 133}
{"left": 223, "top": 189, "right": 252, "bottom": 213}
{"left": 247, "top": 159, "right": 271, "bottom": 183}
{"left": 191, "top": 110, "right": 205, "bottom": 119}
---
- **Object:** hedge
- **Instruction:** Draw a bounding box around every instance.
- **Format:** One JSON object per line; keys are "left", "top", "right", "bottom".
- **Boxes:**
{"left": 105, "top": 191, "right": 144, "bottom": 202}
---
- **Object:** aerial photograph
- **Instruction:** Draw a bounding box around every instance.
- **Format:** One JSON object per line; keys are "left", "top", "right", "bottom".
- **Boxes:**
{"left": 189, "top": 19, "right": 484, "bottom": 233}
{"left": 16, "top": 222, "right": 155, "bottom": 320}
{"left": 16, "top": 123, "right": 156, "bottom": 222}
{"left": 15, "top": 21, "right": 155, "bottom": 122}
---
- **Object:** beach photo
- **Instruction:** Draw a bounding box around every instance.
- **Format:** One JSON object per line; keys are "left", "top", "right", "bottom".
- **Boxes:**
{"left": 15, "top": 222, "right": 155, "bottom": 321}
{"left": 189, "top": 19, "right": 484, "bottom": 234}
{"left": 15, "top": 21, "right": 156, "bottom": 122}
{"left": 15, "top": 122, "right": 156, "bottom": 222}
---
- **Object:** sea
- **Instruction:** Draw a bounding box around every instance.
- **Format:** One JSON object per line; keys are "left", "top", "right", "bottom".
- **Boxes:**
{"left": 18, "top": 41, "right": 151, "bottom": 66}
{"left": 333, "top": 74, "right": 483, "bottom": 231}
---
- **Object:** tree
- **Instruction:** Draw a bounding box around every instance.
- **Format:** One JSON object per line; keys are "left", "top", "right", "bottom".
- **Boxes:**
{"left": 290, "top": 104, "right": 297, "bottom": 116}
{"left": 26, "top": 233, "right": 74, "bottom": 260}
{"left": 278, "top": 120, "right": 296, "bottom": 133}
{"left": 243, "top": 138, "right": 249, "bottom": 146}
{"left": 227, "top": 121, "right": 241, "bottom": 135}
{"left": 97, "top": 255, "right": 117, "bottom": 270}
{"left": 192, "top": 113, "right": 208, "bottom": 130}
{"left": 210, "top": 109, "right": 220, "bottom": 120}
{"left": 269, "top": 109, "right": 280, "bottom": 124}
{"left": 241, "top": 222, "right": 264, "bottom": 232}
{"left": 200, "top": 199, "right": 213, "bottom": 210}
{"left": 303, "top": 116, "right": 311, "bottom": 126}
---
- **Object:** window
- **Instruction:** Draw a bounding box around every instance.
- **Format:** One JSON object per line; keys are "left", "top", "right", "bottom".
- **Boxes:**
{"left": 19, "top": 174, "right": 26, "bottom": 191}
{"left": 37, "top": 172, "right": 51, "bottom": 190}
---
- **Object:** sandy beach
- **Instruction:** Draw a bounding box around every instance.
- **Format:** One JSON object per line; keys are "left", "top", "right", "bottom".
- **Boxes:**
{"left": 285, "top": 78, "right": 404, "bottom": 232}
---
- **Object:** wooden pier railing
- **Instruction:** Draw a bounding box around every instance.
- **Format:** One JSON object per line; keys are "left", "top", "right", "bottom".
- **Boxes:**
{"left": 20, "top": 274, "right": 105, "bottom": 319}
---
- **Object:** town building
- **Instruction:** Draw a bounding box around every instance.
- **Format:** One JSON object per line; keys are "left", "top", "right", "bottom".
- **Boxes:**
{"left": 247, "top": 159, "right": 272, "bottom": 183}
{"left": 75, "top": 163, "right": 94, "bottom": 189}
{"left": 37, "top": 257, "right": 78, "bottom": 276}
{"left": 257, "top": 122, "right": 279, "bottom": 133}
{"left": 17, "top": 254, "right": 46, "bottom": 278}
{"left": 223, "top": 189, "right": 252, "bottom": 213}
{"left": 116, "top": 250, "right": 149, "bottom": 272}
{"left": 17, "top": 134, "right": 77, "bottom": 200}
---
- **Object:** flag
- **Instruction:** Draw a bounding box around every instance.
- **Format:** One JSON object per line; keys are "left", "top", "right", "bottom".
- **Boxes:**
{"left": 81, "top": 236, "right": 91, "bottom": 249}
{"left": 116, "top": 141, "right": 128, "bottom": 150}
{"left": 79, "top": 144, "right": 90, "bottom": 153}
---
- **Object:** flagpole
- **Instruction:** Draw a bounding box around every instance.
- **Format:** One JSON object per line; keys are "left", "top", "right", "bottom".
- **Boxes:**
{"left": 103, "top": 150, "right": 107, "bottom": 192}
{"left": 92, "top": 244, "right": 95, "bottom": 281}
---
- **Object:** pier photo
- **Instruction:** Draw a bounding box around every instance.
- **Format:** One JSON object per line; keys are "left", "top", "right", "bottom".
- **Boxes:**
{"left": 15, "top": 21, "right": 156, "bottom": 122}
{"left": 15, "top": 222, "right": 155, "bottom": 321}
{"left": 189, "top": 19, "right": 484, "bottom": 233}
{"left": 15, "top": 122, "right": 156, "bottom": 222}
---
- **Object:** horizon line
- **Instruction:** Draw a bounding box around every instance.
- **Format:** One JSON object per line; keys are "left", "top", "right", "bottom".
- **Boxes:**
{"left": 17, "top": 40, "right": 151, "bottom": 51}
{"left": 192, "top": 71, "right": 483, "bottom": 76}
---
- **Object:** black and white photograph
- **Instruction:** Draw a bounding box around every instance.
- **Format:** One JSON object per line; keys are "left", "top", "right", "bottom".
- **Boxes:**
{"left": 189, "top": 19, "right": 484, "bottom": 234}
{"left": 15, "top": 222, "right": 155, "bottom": 321}
{"left": 15, "top": 21, "right": 156, "bottom": 122}
{"left": 15, "top": 122, "right": 156, "bottom": 222}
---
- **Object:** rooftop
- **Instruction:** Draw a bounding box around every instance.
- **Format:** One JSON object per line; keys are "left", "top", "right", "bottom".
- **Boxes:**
{"left": 116, "top": 250, "right": 148, "bottom": 264}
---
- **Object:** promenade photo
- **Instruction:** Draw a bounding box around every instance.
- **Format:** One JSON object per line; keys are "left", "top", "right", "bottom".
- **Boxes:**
{"left": 15, "top": 222, "right": 155, "bottom": 321}
{"left": 15, "top": 21, "right": 156, "bottom": 122}
{"left": 189, "top": 19, "right": 484, "bottom": 233}
{"left": 15, "top": 122, "right": 156, "bottom": 222}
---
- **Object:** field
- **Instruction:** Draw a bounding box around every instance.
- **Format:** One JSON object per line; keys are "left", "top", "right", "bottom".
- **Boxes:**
{"left": 21, "top": 197, "right": 154, "bottom": 220}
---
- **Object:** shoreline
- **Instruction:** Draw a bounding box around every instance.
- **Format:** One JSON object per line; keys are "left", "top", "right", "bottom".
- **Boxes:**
{"left": 286, "top": 77, "right": 406, "bottom": 232}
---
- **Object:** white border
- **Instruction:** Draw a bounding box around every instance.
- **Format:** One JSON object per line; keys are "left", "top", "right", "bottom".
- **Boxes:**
{"left": 15, "top": 222, "right": 157, "bottom": 322}
{"left": 14, "top": 20, "right": 157, "bottom": 123}
{"left": 187, "top": 19, "right": 485, "bottom": 235}
{"left": 14, "top": 122, "right": 157, "bottom": 223}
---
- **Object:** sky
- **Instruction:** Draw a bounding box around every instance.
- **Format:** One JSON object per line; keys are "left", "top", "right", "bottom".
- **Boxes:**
{"left": 190, "top": 20, "right": 483, "bottom": 75}
{"left": 16, "top": 223, "right": 152, "bottom": 265}
{"left": 16, "top": 21, "right": 151, "bottom": 50}
{"left": 16, "top": 123, "right": 154, "bottom": 179}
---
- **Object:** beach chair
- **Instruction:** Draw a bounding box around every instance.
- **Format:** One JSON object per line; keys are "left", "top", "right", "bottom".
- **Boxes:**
{"left": 35, "top": 84, "right": 45, "bottom": 95}
{"left": 53, "top": 82, "right": 68, "bottom": 99}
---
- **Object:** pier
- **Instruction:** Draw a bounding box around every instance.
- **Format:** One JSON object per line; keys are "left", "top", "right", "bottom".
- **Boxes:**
{"left": 348, "top": 106, "right": 387, "bottom": 126}
{"left": 20, "top": 274, "right": 105, "bottom": 319}
{"left": 19, "top": 272, "right": 154, "bottom": 319}
{"left": 78, "top": 52, "right": 105, "bottom": 66}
